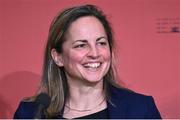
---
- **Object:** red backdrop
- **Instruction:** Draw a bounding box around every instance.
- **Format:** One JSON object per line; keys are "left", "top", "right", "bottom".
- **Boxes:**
{"left": 0, "top": 0, "right": 179, "bottom": 118}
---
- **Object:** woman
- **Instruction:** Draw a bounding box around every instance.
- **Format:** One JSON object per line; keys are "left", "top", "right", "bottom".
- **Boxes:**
{"left": 14, "top": 4, "right": 161, "bottom": 119}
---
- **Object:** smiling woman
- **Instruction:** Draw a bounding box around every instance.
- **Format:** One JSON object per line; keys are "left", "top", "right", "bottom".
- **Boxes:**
{"left": 51, "top": 16, "right": 111, "bottom": 85}
{"left": 14, "top": 4, "right": 161, "bottom": 119}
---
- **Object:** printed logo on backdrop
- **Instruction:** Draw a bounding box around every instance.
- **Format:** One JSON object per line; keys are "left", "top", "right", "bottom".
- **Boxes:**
{"left": 156, "top": 17, "right": 180, "bottom": 33}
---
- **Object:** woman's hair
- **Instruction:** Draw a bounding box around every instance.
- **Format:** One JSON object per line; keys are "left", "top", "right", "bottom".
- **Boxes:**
{"left": 39, "top": 4, "right": 120, "bottom": 117}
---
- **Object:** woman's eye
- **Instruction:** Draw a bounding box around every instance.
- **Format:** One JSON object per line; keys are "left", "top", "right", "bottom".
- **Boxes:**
{"left": 98, "top": 42, "right": 107, "bottom": 46}
{"left": 74, "top": 44, "right": 86, "bottom": 48}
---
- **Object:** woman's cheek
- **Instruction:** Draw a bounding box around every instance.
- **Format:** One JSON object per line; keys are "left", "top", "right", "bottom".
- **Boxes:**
{"left": 69, "top": 51, "right": 86, "bottom": 62}
{"left": 102, "top": 49, "right": 111, "bottom": 60}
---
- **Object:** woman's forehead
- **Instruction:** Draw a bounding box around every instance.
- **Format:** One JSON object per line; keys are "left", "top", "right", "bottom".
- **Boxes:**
{"left": 64, "top": 16, "right": 107, "bottom": 41}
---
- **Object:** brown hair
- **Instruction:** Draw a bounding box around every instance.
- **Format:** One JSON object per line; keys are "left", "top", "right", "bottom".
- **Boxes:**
{"left": 39, "top": 4, "right": 120, "bottom": 117}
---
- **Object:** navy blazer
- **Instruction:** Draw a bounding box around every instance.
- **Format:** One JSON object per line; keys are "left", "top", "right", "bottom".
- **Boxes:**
{"left": 14, "top": 86, "right": 161, "bottom": 119}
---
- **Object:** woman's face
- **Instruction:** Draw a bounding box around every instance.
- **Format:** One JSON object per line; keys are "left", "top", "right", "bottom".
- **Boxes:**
{"left": 54, "top": 16, "right": 111, "bottom": 84}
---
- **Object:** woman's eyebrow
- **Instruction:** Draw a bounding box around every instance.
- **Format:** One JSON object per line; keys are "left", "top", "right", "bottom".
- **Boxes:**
{"left": 73, "top": 37, "right": 107, "bottom": 44}
{"left": 73, "top": 40, "right": 87, "bottom": 43}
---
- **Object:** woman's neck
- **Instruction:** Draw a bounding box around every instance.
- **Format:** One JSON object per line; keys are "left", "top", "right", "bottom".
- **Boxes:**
{"left": 67, "top": 79, "right": 104, "bottom": 109}
{"left": 63, "top": 79, "right": 107, "bottom": 118}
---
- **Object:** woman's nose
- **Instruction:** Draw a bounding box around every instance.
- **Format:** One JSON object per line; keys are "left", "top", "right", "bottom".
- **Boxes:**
{"left": 87, "top": 46, "right": 100, "bottom": 59}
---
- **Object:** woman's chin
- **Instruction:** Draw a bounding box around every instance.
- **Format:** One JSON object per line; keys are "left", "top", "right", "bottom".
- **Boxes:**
{"left": 81, "top": 76, "right": 103, "bottom": 84}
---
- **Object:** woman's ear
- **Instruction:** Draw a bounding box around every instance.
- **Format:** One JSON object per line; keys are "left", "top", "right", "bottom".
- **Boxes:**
{"left": 51, "top": 48, "right": 64, "bottom": 67}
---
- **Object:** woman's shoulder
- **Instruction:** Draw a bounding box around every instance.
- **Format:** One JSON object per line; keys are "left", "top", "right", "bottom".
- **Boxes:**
{"left": 109, "top": 85, "right": 159, "bottom": 109}
{"left": 14, "top": 94, "right": 48, "bottom": 119}
{"left": 110, "top": 85, "right": 153, "bottom": 101}
{"left": 14, "top": 101, "right": 38, "bottom": 119}
{"left": 108, "top": 85, "right": 161, "bottom": 118}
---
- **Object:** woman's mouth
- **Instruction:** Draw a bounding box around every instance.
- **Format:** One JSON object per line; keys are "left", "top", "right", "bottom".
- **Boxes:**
{"left": 83, "top": 62, "right": 101, "bottom": 69}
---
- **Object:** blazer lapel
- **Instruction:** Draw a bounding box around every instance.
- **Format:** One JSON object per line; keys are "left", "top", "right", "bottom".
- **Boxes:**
{"left": 107, "top": 86, "right": 128, "bottom": 119}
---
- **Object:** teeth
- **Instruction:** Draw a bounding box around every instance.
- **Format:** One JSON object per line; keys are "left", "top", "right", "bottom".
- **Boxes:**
{"left": 84, "top": 63, "right": 101, "bottom": 68}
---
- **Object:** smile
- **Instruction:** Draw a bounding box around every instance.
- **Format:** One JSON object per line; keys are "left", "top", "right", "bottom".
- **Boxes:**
{"left": 83, "top": 62, "right": 101, "bottom": 69}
